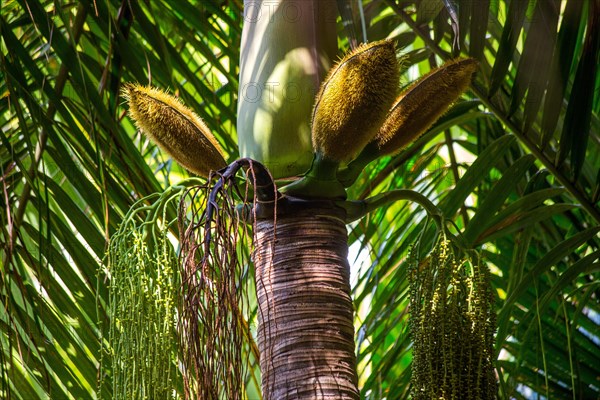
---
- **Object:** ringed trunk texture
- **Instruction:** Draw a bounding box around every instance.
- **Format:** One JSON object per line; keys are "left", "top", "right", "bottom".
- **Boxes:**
{"left": 253, "top": 205, "right": 359, "bottom": 399}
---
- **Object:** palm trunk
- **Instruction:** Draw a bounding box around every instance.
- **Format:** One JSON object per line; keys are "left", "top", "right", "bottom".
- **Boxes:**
{"left": 238, "top": 1, "right": 357, "bottom": 397}
{"left": 253, "top": 203, "right": 359, "bottom": 399}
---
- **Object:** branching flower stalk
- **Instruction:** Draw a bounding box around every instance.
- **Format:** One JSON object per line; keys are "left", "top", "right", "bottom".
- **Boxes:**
{"left": 408, "top": 232, "right": 497, "bottom": 400}
{"left": 104, "top": 182, "right": 198, "bottom": 399}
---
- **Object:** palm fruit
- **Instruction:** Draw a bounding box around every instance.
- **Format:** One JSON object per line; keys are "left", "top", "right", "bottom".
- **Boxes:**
{"left": 311, "top": 39, "right": 399, "bottom": 162}
{"left": 124, "top": 84, "right": 227, "bottom": 177}
{"left": 237, "top": 0, "right": 338, "bottom": 179}
{"left": 376, "top": 58, "right": 477, "bottom": 156}
{"left": 408, "top": 238, "right": 497, "bottom": 399}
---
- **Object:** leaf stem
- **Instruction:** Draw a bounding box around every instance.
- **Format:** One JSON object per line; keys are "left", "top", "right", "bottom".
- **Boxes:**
{"left": 343, "top": 189, "right": 441, "bottom": 224}
{"left": 341, "top": 189, "right": 474, "bottom": 250}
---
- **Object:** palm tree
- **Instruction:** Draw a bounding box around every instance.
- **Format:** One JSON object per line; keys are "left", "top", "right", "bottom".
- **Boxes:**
{"left": 1, "top": 0, "right": 599, "bottom": 399}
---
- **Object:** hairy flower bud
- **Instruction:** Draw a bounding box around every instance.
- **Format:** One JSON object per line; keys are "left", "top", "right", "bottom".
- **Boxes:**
{"left": 124, "top": 84, "right": 227, "bottom": 177}
{"left": 377, "top": 58, "right": 477, "bottom": 155}
{"left": 312, "top": 40, "right": 399, "bottom": 162}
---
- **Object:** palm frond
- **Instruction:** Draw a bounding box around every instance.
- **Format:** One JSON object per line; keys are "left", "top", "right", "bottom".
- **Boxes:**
{"left": 1, "top": 0, "right": 241, "bottom": 397}
{"left": 353, "top": 1, "right": 600, "bottom": 398}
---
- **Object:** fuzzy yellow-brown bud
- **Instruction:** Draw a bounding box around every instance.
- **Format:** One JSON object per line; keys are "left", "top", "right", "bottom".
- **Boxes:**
{"left": 311, "top": 39, "right": 399, "bottom": 162}
{"left": 377, "top": 58, "right": 477, "bottom": 156}
{"left": 123, "top": 84, "right": 227, "bottom": 177}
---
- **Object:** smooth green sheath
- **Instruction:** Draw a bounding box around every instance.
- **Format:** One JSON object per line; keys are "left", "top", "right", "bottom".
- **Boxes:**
{"left": 237, "top": 0, "right": 337, "bottom": 179}
{"left": 280, "top": 153, "right": 346, "bottom": 199}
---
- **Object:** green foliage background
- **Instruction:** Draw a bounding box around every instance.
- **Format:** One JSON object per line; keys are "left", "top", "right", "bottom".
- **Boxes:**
{"left": 1, "top": 0, "right": 599, "bottom": 398}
